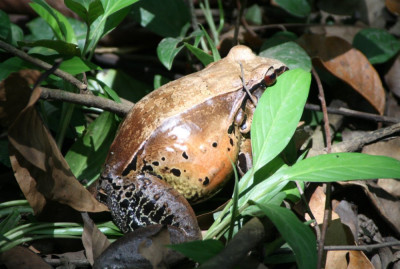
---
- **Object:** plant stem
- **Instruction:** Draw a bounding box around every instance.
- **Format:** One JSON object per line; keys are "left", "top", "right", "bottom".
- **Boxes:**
{"left": 0, "top": 40, "right": 87, "bottom": 91}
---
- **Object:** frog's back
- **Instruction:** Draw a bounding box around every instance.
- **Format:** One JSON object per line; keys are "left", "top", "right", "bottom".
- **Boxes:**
{"left": 103, "top": 45, "right": 284, "bottom": 177}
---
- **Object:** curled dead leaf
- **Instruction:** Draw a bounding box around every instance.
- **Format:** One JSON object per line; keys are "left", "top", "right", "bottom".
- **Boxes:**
{"left": 385, "top": 55, "right": 400, "bottom": 98}
{"left": 6, "top": 70, "right": 107, "bottom": 214}
{"left": 298, "top": 34, "right": 385, "bottom": 115}
{"left": 0, "top": 70, "right": 39, "bottom": 127}
{"left": 386, "top": 0, "right": 400, "bottom": 15}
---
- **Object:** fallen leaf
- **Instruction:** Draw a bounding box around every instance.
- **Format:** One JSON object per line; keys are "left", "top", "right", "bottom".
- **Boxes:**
{"left": 298, "top": 34, "right": 385, "bottom": 115}
{"left": 138, "top": 226, "right": 170, "bottom": 269}
{"left": 385, "top": 55, "right": 400, "bottom": 98}
{"left": 6, "top": 70, "right": 107, "bottom": 214}
{"left": 386, "top": 0, "right": 400, "bottom": 15}
{"left": 81, "top": 212, "right": 110, "bottom": 265}
{"left": 362, "top": 137, "right": 400, "bottom": 198}
{"left": 0, "top": 70, "right": 37, "bottom": 127}
{"left": 0, "top": 246, "right": 52, "bottom": 269}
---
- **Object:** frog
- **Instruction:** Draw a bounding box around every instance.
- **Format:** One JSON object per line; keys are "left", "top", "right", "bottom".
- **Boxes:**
{"left": 97, "top": 45, "right": 287, "bottom": 240}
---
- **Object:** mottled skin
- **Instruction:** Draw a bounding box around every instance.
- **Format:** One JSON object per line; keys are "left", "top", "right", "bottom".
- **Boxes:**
{"left": 97, "top": 45, "right": 286, "bottom": 238}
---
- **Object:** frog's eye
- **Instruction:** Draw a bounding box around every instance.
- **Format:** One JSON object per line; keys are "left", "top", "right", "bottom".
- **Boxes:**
{"left": 276, "top": 65, "right": 289, "bottom": 75}
{"left": 263, "top": 67, "right": 277, "bottom": 86}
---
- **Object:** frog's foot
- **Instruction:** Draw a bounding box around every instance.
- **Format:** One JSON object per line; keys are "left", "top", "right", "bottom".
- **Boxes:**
{"left": 97, "top": 172, "right": 201, "bottom": 240}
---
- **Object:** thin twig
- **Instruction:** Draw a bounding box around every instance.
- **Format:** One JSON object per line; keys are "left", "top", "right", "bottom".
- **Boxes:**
{"left": 305, "top": 103, "right": 399, "bottom": 124}
{"left": 233, "top": 0, "right": 246, "bottom": 45}
{"left": 324, "top": 240, "right": 400, "bottom": 252}
{"left": 312, "top": 67, "right": 331, "bottom": 269}
{"left": 40, "top": 87, "right": 132, "bottom": 116}
{"left": 0, "top": 40, "right": 87, "bottom": 91}
{"left": 239, "top": 62, "right": 257, "bottom": 105}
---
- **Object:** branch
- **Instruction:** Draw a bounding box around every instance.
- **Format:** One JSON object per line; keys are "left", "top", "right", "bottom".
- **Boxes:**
{"left": 324, "top": 240, "right": 400, "bottom": 252}
{"left": 0, "top": 40, "right": 87, "bottom": 91}
{"left": 40, "top": 87, "right": 132, "bottom": 116}
{"left": 305, "top": 103, "right": 400, "bottom": 124}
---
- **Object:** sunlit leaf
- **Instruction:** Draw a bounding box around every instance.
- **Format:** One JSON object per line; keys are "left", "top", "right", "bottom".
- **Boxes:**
{"left": 251, "top": 202, "right": 317, "bottom": 269}
{"left": 283, "top": 153, "right": 400, "bottom": 182}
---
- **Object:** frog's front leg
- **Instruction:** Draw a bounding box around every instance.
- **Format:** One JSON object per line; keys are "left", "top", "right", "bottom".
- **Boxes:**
{"left": 237, "top": 137, "right": 253, "bottom": 176}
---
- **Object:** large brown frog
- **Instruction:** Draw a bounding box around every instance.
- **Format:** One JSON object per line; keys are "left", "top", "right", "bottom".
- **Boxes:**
{"left": 97, "top": 45, "right": 286, "bottom": 240}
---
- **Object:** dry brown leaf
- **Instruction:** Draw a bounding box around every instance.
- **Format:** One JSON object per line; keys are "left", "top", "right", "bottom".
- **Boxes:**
{"left": 81, "top": 212, "right": 110, "bottom": 265}
{"left": 385, "top": 55, "right": 400, "bottom": 98}
{"left": 6, "top": 70, "right": 107, "bottom": 214}
{"left": 326, "top": 250, "right": 374, "bottom": 269}
{"left": 298, "top": 34, "right": 385, "bottom": 115}
{"left": 362, "top": 137, "right": 400, "bottom": 197}
{"left": 138, "top": 226, "right": 170, "bottom": 269}
{"left": 386, "top": 0, "right": 400, "bottom": 15}
{"left": 306, "top": 185, "right": 339, "bottom": 223}
{"left": 0, "top": 70, "right": 37, "bottom": 127}
{"left": 0, "top": 246, "right": 52, "bottom": 269}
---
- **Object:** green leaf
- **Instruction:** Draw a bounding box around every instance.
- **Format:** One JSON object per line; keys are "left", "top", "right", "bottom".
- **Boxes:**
{"left": 58, "top": 56, "right": 100, "bottom": 75}
{"left": 10, "top": 24, "right": 24, "bottom": 46}
{"left": 65, "top": 112, "right": 118, "bottom": 184}
{"left": 251, "top": 69, "right": 311, "bottom": 171}
{"left": 157, "top": 37, "right": 184, "bottom": 70}
{"left": 30, "top": 0, "right": 77, "bottom": 43}
{"left": 245, "top": 4, "right": 262, "bottom": 25}
{"left": 260, "top": 31, "right": 298, "bottom": 51}
{"left": 168, "top": 239, "right": 224, "bottom": 263}
{"left": 65, "top": 0, "right": 104, "bottom": 26}
{"left": 26, "top": 17, "right": 54, "bottom": 41}
{"left": 86, "top": 0, "right": 137, "bottom": 54}
{"left": 274, "top": 0, "right": 311, "bottom": 18}
{"left": 130, "top": 0, "right": 191, "bottom": 37}
{"left": 184, "top": 42, "right": 213, "bottom": 66}
{"left": 260, "top": 41, "right": 311, "bottom": 72}
{"left": 251, "top": 202, "right": 317, "bottom": 269}
{"left": 0, "top": 10, "right": 11, "bottom": 41}
{"left": 19, "top": 40, "right": 81, "bottom": 57}
{"left": 283, "top": 153, "right": 400, "bottom": 182}
{"left": 353, "top": 28, "right": 400, "bottom": 64}
{"left": 0, "top": 57, "right": 33, "bottom": 81}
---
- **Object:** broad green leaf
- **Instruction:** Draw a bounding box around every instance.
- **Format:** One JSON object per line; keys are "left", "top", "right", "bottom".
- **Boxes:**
{"left": 353, "top": 28, "right": 400, "bottom": 64}
{"left": 184, "top": 42, "right": 213, "bottom": 66}
{"left": 157, "top": 37, "right": 184, "bottom": 70}
{"left": 274, "top": 0, "right": 311, "bottom": 18}
{"left": 260, "top": 41, "right": 311, "bottom": 72}
{"left": 130, "top": 0, "right": 191, "bottom": 37}
{"left": 86, "top": 1, "right": 135, "bottom": 54}
{"left": 260, "top": 31, "right": 298, "bottom": 51}
{"left": 251, "top": 202, "right": 317, "bottom": 269}
{"left": 251, "top": 69, "right": 311, "bottom": 171}
{"left": 0, "top": 57, "right": 33, "bottom": 81}
{"left": 59, "top": 56, "right": 100, "bottom": 75}
{"left": 65, "top": 0, "right": 104, "bottom": 26}
{"left": 65, "top": 112, "right": 118, "bottom": 184}
{"left": 19, "top": 40, "right": 81, "bottom": 57}
{"left": 168, "top": 239, "right": 224, "bottom": 263}
{"left": 26, "top": 17, "right": 54, "bottom": 41}
{"left": 10, "top": 24, "right": 24, "bottom": 46}
{"left": 95, "top": 69, "right": 151, "bottom": 102}
{"left": 245, "top": 4, "right": 262, "bottom": 25}
{"left": 0, "top": 10, "right": 10, "bottom": 41}
{"left": 30, "top": 0, "right": 77, "bottom": 43}
{"left": 283, "top": 153, "right": 400, "bottom": 182}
